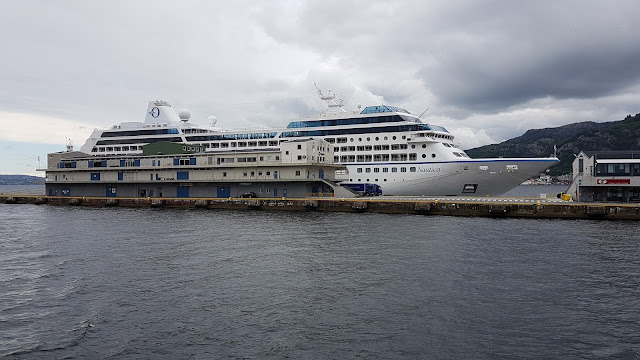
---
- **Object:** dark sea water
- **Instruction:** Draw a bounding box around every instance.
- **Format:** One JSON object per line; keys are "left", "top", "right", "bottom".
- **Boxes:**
{"left": 1, "top": 202, "right": 639, "bottom": 359}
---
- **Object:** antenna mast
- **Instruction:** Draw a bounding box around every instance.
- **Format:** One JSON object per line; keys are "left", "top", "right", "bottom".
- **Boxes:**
{"left": 314, "top": 83, "right": 346, "bottom": 113}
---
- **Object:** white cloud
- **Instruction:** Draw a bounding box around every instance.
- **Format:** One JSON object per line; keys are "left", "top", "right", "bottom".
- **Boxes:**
{"left": 0, "top": 112, "right": 94, "bottom": 147}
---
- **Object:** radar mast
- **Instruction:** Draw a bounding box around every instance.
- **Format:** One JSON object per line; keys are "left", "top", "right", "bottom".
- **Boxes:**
{"left": 314, "top": 83, "right": 346, "bottom": 113}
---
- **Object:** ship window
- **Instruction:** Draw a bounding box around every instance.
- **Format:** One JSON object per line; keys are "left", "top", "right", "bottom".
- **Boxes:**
{"left": 422, "top": 144, "right": 426, "bottom": 148}
{"left": 367, "top": 137, "right": 370, "bottom": 141}
{"left": 366, "top": 168, "right": 371, "bottom": 173}
{"left": 409, "top": 153, "right": 417, "bottom": 161}
{"left": 374, "top": 168, "right": 380, "bottom": 173}
{"left": 337, "top": 138, "right": 347, "bottom": 143}
{"left": 357, "top": 168, "right": 362, "bottom": 173}
{"left": 383, "top": 168, "right": 388, "bottom": 173}
{"left": 358, "top": 138, "right": 362, "bottom": 142}
{"left": 432, "top": 154, "right": 436, "bottom": 158}
{"left": 401, "top": 167, "right": 407, "bottom": 172}
{"left": 350, "top": 138, "right": 354, "bottom": 142}
{"left": 410, "top": 167, "right": 416, "bottom": 172}
{"left": 375, "top": 137, "right": 379, "bottom": 141}
{"left": 411, "top": 145, "right": 415, "bottom": 149}
{"left": 384, "top": 136, "right": 388, "bottom": 140}
{"left": 392, "top": 136, "right": 396, "bottom": 140}
{"left": 422, "top": 154, "right": 427, "bottom": 158}
{"left": 392, "top": 168, "right": 397, "bottom": 172}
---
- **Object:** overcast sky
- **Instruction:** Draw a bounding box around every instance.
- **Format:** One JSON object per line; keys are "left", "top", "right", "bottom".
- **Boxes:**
{"left": 1, "top": 0, "right": 639, "bottom": 175}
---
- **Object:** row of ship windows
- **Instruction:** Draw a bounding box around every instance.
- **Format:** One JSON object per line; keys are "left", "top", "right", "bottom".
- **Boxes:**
{"left": 357, "top": 167, "right": 418, "bottom": 173}
{"left": 91, "top": 137, "right": 457, "bottom": 153}
{"left": 335, "top": 143, "right": 461, "bottom": 152}
{"left": 324, "top": 134, "right": 453, "bottom": 143}
{"left": 333, "top": 151, "right": 468, "bottom": 162}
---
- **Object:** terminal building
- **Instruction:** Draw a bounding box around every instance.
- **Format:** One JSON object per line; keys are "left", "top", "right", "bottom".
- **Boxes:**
{"left": 568, "top": 151, "right": 640, "bottom": 202}
{"left": 43, "top": 139, "right": 352, "bottom": 198}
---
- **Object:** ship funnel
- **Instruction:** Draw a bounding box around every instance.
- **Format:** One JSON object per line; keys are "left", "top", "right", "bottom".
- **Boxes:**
{"left": 144, "top": 100, "right": 181, "bottom": 124}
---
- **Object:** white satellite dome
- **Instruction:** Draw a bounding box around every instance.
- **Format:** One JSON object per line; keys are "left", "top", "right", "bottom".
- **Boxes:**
{"left": 208, "top": 115, "right": 217, "bottom": 126}
{"left": 178, "top": 109, "right": 191, "bottom": 122}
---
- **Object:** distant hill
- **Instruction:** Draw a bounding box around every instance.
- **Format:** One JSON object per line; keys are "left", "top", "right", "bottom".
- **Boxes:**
{"left": 465, "top": 113, "right": 640, "bottom": 176}
{"left": 0, "top": 175, "right": 45, "bottom": 185}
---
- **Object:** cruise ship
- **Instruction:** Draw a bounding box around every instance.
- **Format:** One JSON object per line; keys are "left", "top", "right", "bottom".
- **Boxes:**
{"left": 79, "top": 92, "right": 559, "bottom": 196}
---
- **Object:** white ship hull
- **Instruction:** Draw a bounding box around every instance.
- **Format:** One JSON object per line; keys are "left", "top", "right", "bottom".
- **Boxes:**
{"left": 344, "top": 158, "right": 559, "bottom": 196}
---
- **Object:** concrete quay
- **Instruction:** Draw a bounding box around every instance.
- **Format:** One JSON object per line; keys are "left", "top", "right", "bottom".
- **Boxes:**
{"left": 2, "top": 194, "right": 640, "bottom": 220}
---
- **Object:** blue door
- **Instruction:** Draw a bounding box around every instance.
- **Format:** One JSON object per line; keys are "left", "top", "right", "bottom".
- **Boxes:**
{"left": 319, "top": 169, "right": 324, "bottom": 179}
{"left": 106, "top": 186, "right": 116, "bottom": 197}
{"left": 217, "top": 186, "right": 230, "bottom": 198}
{"left": 177, "top": 186, "right": 190, "bottom": 198}
{"left": 274, "top": 188, "right": 278, "bottom": 197}
{"left": 274, "top": 171, "right": 278, "bottom": 179}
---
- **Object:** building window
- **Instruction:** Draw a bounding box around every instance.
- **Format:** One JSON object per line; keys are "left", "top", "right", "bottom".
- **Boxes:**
{"left": 295, "top": 170, "right": 301, "bottom": 176}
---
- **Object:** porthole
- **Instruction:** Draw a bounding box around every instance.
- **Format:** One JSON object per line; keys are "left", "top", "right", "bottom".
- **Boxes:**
{"left": 384, "top": 136, "right": 388, "bottom": 140}
{"left": 422, "top": 154, "right": 427, "bottom": 158}
{"left": 358, "top": 137, "right": 362, "bottom": 142}
{"left": 402, "top": 135, "right": 406, "bottom": 139}
{"left": 367, "top": 137, "right": 370, "bottom": 141}
{"left": 350, "top": 138, "right": 354, "bottom": 142}
{"left": 422, "top": 144, "right": 426, "bottom": 148}
{"left": 411, "top": 145, "right": 415, "bottom": 149}
{"left": 431, "top": 154, "right": 436, "bottom": 158}
{"left": 375, "top": 137, "right": 379, "bottom": 141}
{"left": 392, "top": 136, "right": 396, "bottom": 140}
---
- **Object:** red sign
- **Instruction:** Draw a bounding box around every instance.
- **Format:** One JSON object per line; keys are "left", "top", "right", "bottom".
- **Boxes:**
{"left": 597, "top": 179, "right": 631, "bottom": 185}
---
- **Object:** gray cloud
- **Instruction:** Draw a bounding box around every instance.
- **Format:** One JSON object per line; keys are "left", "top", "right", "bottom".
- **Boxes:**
{"left": 1, "top": 0, "right": 639, "bottom": 168}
